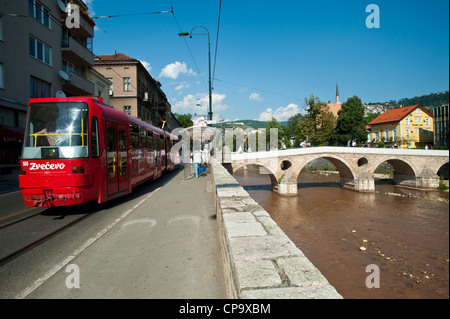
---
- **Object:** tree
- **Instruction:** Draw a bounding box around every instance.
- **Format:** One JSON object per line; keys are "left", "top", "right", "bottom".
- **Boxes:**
{"left": 174, "top": 113, "right": 193, "bottom": 128}
{"left": 314, "top": 108, "right": 336, "bottom": 146}
{"left": 286, "top": 113, "right": 305, "bottom": 147}
{"left": 265, "top": 117, "right": 286, "bottom": 149}
{"left": 297, "top": 95, "right": 336, "bottom": 146}
{"left": 331, "top": 96, "right": 367, "bottom": 145}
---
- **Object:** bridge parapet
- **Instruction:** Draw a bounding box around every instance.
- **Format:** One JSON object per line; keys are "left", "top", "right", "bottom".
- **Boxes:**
{"left": 211, "top": 159, "right": 343, "bottom": 298}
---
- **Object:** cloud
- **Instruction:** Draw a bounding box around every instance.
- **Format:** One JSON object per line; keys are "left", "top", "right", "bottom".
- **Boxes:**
{"left": 139, "top": 60, "right": 152, "bottom": 72}
{"left": 172, "top": 92, "right": 230, "bottom": 121}
{"left": 84, "top": 0, "right": 95, "bottom": 15}
{"left": 174, "top": 82, "right": 190, "bottom": 92}
{"left": 159, "top": 61, "right": 197, "bottom": 79}
{"left": 257, "top": 103, "right": 300, "bottom": 122}
{"left": 249, "top": 93, "right": 263, "bottom": 101}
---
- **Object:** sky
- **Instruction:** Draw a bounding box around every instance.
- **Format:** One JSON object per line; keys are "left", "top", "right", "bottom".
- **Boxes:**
{"left": 86, "top": 0, "right": 449, "bottom": 122}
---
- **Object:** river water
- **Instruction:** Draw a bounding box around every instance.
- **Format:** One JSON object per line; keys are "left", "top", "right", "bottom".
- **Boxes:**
{"left": 233, "top": 166, "right": 449, "bottom": 299}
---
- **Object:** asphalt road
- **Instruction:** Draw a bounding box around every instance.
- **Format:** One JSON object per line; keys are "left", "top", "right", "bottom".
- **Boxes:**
{"left": 0, "top": 167, "right": 226, "bottom": 299}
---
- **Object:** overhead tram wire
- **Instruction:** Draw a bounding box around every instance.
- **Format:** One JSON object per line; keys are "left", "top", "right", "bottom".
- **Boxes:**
{"left": 92, "top": 10, "right": 173, "bottom": 20}
{"left": 92, "top": 0, "right": 175, "bottom": 20}
{"left": 212, "top": 0, "right": 222, "bottom": 89}
{"left": 170, "top": 6, "right": 208, "bottom": 92}
{"left": 89, "top": 1, "right": 208, "bottom": 92}
{"left": 213, "top": 78, "right": 304, "bottom": 102}
{"left": 2, "top": 1, "right": 70, "bottom": 31}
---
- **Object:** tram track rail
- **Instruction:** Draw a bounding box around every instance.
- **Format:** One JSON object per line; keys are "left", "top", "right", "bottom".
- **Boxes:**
{"left": 0, "top": 204, "right": 98, "bottom": 267}
{"left": 0, "top": 208, "right": 44, "bottom": 230}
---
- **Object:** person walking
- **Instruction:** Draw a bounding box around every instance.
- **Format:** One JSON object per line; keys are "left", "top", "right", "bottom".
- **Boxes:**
{"left": 192, "top": 147, "right": 203, "bottom": 178}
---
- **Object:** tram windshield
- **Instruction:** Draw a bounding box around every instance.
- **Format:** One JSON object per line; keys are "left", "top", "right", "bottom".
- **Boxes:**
{"left": 22, "top": 102, "right": 89, "bottom": 159}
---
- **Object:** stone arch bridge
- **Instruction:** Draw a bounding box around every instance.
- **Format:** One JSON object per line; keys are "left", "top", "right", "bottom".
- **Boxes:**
{"left": 226, "top": 147, "right": 449, "bottom": 196}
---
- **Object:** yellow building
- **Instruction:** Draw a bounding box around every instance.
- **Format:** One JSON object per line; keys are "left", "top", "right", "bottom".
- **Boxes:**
{"left": 368, "top": 105, "right": 434, "bottom": 148}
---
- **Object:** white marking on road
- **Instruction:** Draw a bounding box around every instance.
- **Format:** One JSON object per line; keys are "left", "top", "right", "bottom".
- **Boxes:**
{"left": 167, "top": 215, "right": 201, "bottom": 227}
{"left": 15, "top": 187, "right": 161, "bottom": 299}
{"left": 121, "top": 218, "right": 156, "bottom": 229}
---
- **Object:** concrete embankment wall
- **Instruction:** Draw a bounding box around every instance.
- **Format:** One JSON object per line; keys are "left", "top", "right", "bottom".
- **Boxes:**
{"left": 210, "top": 159, "right": 342, "bottom": 299}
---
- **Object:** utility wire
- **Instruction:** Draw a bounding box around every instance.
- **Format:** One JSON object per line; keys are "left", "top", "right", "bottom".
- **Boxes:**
{"left": 92, "top": 11, "right": 172, "bottom": 19}
{"left": 213, "top": 78, "right": 304, "bottom": 102}
{"left": 89, "top": 1, "right": 208, "bottom": 92}
{"left": 212, "top": 0, "right": 222, "bottom": 89}
{"left": 170, "top": 3, "right": 208, "bottom": 92}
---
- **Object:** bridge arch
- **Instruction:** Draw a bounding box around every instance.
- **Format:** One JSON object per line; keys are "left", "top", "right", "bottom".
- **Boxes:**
{"left": 297, "top": 154, "right": 356, "bottom": 188}
{"left": 371, "top": 157, "right": 417, "bottom": 187}
{"left": 232, "top": 163, "right": 278, "bottom": 189}
{"left": 437, "top": 162, "right": 449, "bottom": 180}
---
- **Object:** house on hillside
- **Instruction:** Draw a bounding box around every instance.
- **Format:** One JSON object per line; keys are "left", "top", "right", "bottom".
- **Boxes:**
{"left": 368, "top": 105, "right": 434, "bottom": 149}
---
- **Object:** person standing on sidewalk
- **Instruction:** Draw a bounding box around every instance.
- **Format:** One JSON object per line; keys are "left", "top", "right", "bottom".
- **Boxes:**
{"left": 192, "top": 147, "right": 203, "bottom": 178}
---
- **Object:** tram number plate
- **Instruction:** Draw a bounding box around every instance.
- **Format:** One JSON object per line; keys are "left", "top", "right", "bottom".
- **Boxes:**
{"left": 42, "top": 147, "right": 59, "bottom": 159}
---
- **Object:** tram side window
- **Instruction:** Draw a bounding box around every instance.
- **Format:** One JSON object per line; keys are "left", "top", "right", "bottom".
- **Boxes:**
{"left": 130, "top": 124, "right": 139, "bottom": 149}
{"left": 147, "top": 130, "right": 153, "bottom": 149}
{"left": 160, "top": 135, "right": 165, "bottom": 151}
{"left": 91, "top": 117, "right": 99, "bottom": 158}
{"left": 154, "top": 133, "right": 159, "bottom": 150}
{"left": 139, "top": 128, "right": 146, "bottom": 149}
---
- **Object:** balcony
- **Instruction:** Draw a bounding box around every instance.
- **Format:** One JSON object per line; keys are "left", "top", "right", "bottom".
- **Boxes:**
{"left": 61, "top": 37, "right": 94, "bottom": 67}
{"left": 62, "top": 72, "right": 95, "bottom": 96}
{"left": 65, "top": 8, "right": 95, "bottom": 38}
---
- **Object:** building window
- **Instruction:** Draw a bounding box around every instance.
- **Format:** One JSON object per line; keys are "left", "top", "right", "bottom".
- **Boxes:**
{"left": 108, "top": 78, "right": 113, "bottom": 95}
{"left": 29, "top": 36, "right": 51, "bottom": 65}
{"left": 0, "top": 107, "right": 15, "bottom": 126}
{"left": 392, "top": 128, "right": 397, "bottom": 141}
{"left": 30, "top": 76, "right": 51, "bottom": 98}
{"left": 28, "top": 0, "right": 51, "bottom": 28}
{"left": 62, "top": 60, "right": 77, "bottom": 75}
{"left": 0, "top": 63, "right": 3, "bottom": 89}
{"left": 373, "top": 131, "right": 380, "bottom": 142}
{"left": 123, "top": 106, "right": 131, "bottom": 115}
{"left": 86, "top": 37, "right": 94, "bottom": 53}
{"left": 0, "top": 18, "right": 3, "bottom": 41}
{"left": 123, "top": 77, "right": 131, "bottom": 91}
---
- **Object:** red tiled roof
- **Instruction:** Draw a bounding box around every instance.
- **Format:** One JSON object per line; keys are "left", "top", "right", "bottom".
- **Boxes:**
{"left": 368, "top": 105, "right": 424, "bottom": 126}
{"left": 95, "top": 53, "right": 137, "bottom": 62}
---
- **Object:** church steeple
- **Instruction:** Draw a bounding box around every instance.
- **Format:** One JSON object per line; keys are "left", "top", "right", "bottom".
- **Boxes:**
{"left": 335, "top": 82, "right": 341, "bottom": 104}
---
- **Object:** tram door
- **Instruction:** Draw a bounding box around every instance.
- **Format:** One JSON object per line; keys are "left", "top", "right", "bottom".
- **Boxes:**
{"left": 107, "top": 122, "right": 128, "bottom": 196}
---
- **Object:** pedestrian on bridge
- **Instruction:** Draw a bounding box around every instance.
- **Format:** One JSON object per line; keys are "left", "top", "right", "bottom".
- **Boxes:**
{"left": 193, "top": 148, "right": 204, "bottom": 178}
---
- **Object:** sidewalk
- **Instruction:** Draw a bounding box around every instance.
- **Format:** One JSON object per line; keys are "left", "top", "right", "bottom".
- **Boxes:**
{"left": 24, "top": 165, "right": 226, "bottom": 298}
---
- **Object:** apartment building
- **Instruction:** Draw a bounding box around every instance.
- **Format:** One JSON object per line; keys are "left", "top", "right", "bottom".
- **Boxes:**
{"left": 94, "top": 52, "right": 180, "bottom": 131}
{"left": 431, "top": 103, "right": 449, "bottom": 148}
{"left": 0, "top": 0, "right": 104, "bottom": 170}
{"left": 368, "top": 105, "right": 434, "bottom": 148}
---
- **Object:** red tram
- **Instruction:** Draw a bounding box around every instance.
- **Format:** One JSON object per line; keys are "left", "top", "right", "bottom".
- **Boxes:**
{"left": 19, "top": 96, "right": 179, "bottom": 207}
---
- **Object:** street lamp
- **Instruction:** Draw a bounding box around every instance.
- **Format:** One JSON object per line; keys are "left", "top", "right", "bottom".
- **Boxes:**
{"left": 179, "top": 25, "right": 213, "bottom": 122}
